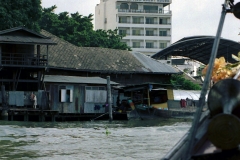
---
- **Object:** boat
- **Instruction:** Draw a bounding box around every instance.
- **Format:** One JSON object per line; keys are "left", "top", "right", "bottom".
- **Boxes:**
{"left": 118, "top": 83, "right": 173, "bottom": 119}
{"left": 162, "top": 1, "right": 240, "bottom": 159}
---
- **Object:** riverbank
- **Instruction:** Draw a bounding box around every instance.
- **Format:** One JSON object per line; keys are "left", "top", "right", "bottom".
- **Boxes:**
{"left": 0, "top": 105, "right": 198, "bottom": 122}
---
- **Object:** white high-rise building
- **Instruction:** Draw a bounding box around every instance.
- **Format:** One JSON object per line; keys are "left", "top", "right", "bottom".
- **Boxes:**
{"left": 95, "top": 0, "right": 172, "bottom": 56}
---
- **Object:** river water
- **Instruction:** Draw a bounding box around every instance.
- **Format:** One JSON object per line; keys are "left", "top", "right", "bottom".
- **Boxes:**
{"left": 0, "top": 119, "right": 191, "bottom": 160}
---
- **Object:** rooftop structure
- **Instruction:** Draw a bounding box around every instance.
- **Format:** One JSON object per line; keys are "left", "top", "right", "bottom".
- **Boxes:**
{"left": 95, "top": 0, "right": 172, "bottom": 56}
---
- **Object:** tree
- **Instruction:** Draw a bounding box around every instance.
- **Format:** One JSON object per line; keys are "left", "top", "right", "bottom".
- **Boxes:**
{"left": 89, "top": 29, "right": 131, "bottom": 50}
{"left": 38, "top": 6, "right": 131, "bottom": 50}
{"left": 0, "top": 0, "right": 41, "bottom": 31}
{"left": 170, "top": 74, "right": 201, "bottom": 90}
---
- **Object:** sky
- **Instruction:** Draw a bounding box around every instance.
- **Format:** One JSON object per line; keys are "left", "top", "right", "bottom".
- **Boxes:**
{"left": 41, "top": 0, "right": 240, "bottom": 43}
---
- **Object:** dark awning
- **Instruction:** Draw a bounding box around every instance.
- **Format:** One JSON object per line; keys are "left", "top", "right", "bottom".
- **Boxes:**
{"left": 152, "top": 36, "right": 240, "bottom": 65}
{"left": 121, "top": 82, "right": 179, "bottom": 92}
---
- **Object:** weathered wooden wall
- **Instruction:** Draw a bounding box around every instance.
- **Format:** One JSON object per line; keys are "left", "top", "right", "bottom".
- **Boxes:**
{"left": 0, "top": 91, "right": 47, "bottom": 108}
{"left": 46, "top": 83, "right": 111, "bottom": 114}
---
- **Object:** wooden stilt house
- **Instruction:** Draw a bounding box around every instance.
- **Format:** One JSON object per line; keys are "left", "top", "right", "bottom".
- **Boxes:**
{"left": 0, "top": 26, "right": 56, "bottom": 108}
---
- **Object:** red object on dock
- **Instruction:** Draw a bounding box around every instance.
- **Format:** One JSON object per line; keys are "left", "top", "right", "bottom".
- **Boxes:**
{"left": 180, "top": 99, "right": 186, "bottom": 108}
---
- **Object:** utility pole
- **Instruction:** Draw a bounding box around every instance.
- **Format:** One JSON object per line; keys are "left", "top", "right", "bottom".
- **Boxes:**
{"left": 107, "top": 76, "right": 112, "bottom": 122}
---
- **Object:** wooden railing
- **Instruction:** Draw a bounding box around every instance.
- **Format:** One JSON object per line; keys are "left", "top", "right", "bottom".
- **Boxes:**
{"left": 1, "top": 52, "right": 48, "bottom": 66}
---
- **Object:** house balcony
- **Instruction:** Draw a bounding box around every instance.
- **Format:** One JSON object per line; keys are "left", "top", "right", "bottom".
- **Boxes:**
{"left": 132, "top": 34, "right": 145, "bottom": 36}
{"left": 118, "top": 9, "right": 171, "bottom": 15}
{"left": 119, "top": 21, "right": 131, "bottom": 24}
{"left": 117, "top": 0, "right": 172, "bottom": 4}
{"left": 132, "top": 46, "right": 145, "bottom": 48}
{"left": 145, "top": 34, "right": 159, "bottom": 36}
{"left": 132, "top": 22, "right": 145, "bottom": 24}
{"left": 1, "top": 52, "right": 48, "bottom": 67}
{"left": 130, "top": 46, "right": 165, "bottom": 49}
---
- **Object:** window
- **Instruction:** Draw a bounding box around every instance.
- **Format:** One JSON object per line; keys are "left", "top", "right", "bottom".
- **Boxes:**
{"left": 133, "top": 42, "right": 140, "bottom": 48}
{"left": 130, "top": 3, "right": 138, "bottom": 10}
{"left": 59, "top": 89, "right": 73, "bottom": 102}
{"left": 132, "top": 30, "right": 141, "bottom": 35}
{"left": 144, "top": 5, "right": 158, "bottom": 13}
{"left": 146, "top": 18, "right": 154, "bottom": 24}
{"left": 159, "top": 31, "right": 167, "bottom": 36}
{"left": 146, "top": 42, "right": 154, "bottom": 48}
{"left": 85, "top": 86, "right": 106, "bottom": 90}
{"left": 119, "top": 30, "right": 127, "bottom": 35}
{"left": 160, "top": 43, "right": 167, "bottom": 49}
{"left": 119, "top": 17, "right": 127, "bottom": 23}
{"left": 133, "top": 17, "right": 141, "bottom": 24}
{"left": 146, "top": 30, "right": 154, "bottom": 36}
{"left": 159, "top": 18, "right": 168, "bottom": 24}
{"left": 120, "top": 3, "right": 128, "bottom": 9}
{"left": 159, "top": 8, "right": 163, "bottom": 13}
{"left": 99, "top": 87, "right": 105, "bottom": 90}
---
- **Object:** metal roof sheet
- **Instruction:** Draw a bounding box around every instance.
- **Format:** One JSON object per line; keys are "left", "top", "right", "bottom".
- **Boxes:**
{"left": 131, "top": 52, "right": 179, "bottom": 73}
{"left": 40, "top": 30, "right": 180, "bottom": 74}
{"left": 152, "top": 36, "right": 240, "bottom": 65}
{"left": 44, "top": 75, "right": 118, "bottom": 85}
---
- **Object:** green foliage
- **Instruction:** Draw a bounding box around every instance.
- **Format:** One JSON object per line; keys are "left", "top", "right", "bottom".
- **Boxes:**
{"left": 0, "top": 0, "right": 41, "bottom": 31}
{"left": 0, "top": 2, "right": 130, "bottom": 50}
{"left": 38, "top": 6, "right": 131, "bottom": 50}
{"left": 170, "top": 74, "right": 201, "bottom": 90}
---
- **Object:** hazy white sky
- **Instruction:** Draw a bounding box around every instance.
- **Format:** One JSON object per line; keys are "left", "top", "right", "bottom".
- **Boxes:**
{"left": 41, "top": 0, "right": 240, "bottom": 43}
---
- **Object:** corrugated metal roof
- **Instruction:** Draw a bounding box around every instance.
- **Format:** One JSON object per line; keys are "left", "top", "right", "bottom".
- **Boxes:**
{"left": 173, "top": 90, "right": 208, "bottom": 100}
{"left": 44, "top": 75, "right": 118, "bottom": 85}
{"left": 40, "top": 30, "right": 180, "bottom": 74}
{"left": 131, "top": 52, "right": 179, "bottom": 73}
{"left": 0, "top": 26, "right": 56, "bottom": 45}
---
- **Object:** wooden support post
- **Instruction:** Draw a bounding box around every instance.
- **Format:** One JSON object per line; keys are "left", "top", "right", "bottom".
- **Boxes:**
{"left": 52, "top": 115, "right": 55, "bottom": 122}
{"left": 1, "top": 85, "right": 8, "bottom": 121}
{"left": 42, "top": 113, "right": 45, "bottom": 122}
{"left": 0, "top": 45, "right": 2, "bottom": 65}
{"left": 107, "top": 76, "right": 112, "bottom": 122}
{"left": 11, "top": 112, "right": 13, "bottom": 121}
{"left": 37, "top": 45, "right": 40, "bottom": 65}
{"left": 46, "top": 45, "right": 49, "bottom": 66}
{"left": 147, "top": 89, "right": 150, "bottom": 107}
{"left": 24, "top": 112, "right": 28, "bottom": 122}
{"left": 12, "top": 72, "right": 16, "bottom": 91}
{"left": 38, "top": 71, "right": 41, "bottom": 90}
{"left": 39, "top": 114, "right": 45, "bottom": 122}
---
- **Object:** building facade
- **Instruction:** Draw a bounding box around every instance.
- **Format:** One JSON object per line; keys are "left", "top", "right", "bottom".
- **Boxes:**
{"left": 95, "top": 0, "right": 172, "bottom": 56}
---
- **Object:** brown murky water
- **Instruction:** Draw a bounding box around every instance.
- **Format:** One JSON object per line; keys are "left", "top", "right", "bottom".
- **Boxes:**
{"left": 0, "top": 119, "right": 191, "bottom": 160}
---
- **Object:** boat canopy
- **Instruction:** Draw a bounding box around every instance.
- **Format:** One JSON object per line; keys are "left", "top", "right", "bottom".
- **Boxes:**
{"left": 173, "top": 90, "right": 208, "bottom": 101}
